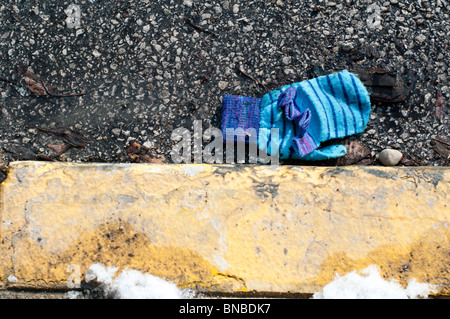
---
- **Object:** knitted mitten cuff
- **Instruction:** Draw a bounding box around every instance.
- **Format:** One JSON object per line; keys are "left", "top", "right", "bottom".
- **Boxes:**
{"left": 221, "top": 94, "right": 262, "bottom": 142}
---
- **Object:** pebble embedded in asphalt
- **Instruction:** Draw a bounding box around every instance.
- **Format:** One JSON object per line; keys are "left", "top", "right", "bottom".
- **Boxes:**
{"left": 379, "top": 149, "right": 403, "bottom": 166}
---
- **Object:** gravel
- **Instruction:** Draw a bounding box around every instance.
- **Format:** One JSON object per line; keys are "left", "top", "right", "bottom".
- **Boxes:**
{"left": 0, "top": 0, "right": 448, "bottom": 167}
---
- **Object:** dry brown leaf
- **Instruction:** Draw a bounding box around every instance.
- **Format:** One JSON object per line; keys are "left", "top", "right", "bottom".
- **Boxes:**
{"left": 3, "top": 143, "right": 36, "bottom": 160}
{"left": 399, "top": 154, "right": 422, "bottom": 166}
{"left": 353, "top": 68, "right": 414, "bottom": 103}
{"left": 17, "top": 65, "right": 85, "bottom": 97}
{"left": 336, "top": 140, "right": 372, "bottom": 166}
{"left": 431, "top": 136, "right": 450, "bottom": 159}
{"left": 18, "top": 65, "right": 51, "bottom": 96}
{"left": 47, "top": 144, "right": 68, "bottom": 154}
{"left": 127, "top": 153, "right": 140, "bottom": 162}
{"left": 435, "top": 90, "right": 445, "bottom": 122}
{"left": 27, "top": 125, "right": 89, "bottom": 148}
{"left": 126, "top": 141, "right": 164, "bottom": 163}
{"left": 128, "top": 142, "right": 141, "bottom": 153}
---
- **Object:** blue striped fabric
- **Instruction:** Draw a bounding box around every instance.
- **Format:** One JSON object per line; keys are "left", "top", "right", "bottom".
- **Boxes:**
{"left": 259, "top": 70, "right": 371, "bottom": 160}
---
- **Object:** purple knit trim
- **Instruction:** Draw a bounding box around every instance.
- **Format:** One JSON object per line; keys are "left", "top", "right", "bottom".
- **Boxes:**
{"left": 277, "top": 86, "right": 318, "bottom": 156}
{"left": 296, "top": 108, "right": 312, "bottom": 137}
{"left": 292, "top": 132, "right": 317, "bottom": 156}
{"left": 221, "top": 94, "right": 261, "bottom": 142}
{"left": 291, "top": 108, "right": 317, "bottom": 156}
{"left": 278, "top": 86, "right": 300, "bottom": 120}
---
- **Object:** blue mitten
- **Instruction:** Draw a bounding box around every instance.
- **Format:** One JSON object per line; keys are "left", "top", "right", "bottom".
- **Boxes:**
{"left": 221, "top": 70, "right": 371, "bottom": 160}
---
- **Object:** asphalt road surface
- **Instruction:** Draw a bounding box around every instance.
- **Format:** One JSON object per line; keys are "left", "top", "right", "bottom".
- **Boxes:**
{"left": 0, "top": 0, "right": 448, "bottom": 168}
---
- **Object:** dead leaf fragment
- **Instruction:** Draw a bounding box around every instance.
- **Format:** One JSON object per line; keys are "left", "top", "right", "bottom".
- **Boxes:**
{"left": 353, "top": 68, "right": 414, "bottom": 103}
{"left": 3, "top": 143, "right": 36, "bottom": 160}
{"left": 18, "top": 65, "right": 51, "bottom": 96}
{"left": 16, "top": 65, "right": 85, "bottom": 97}
{"left": 435, "top": 90, "right": 446, "bottom": 122}
{"left": 399, "top": 154, "right": 423, "bottom": 166}
{"left": 126, "top": 141, "right": 164, "bottom": 163}
{"left": 431, "top": 136, "right": 450, "bottom": 159}
{"left": 128, "top": 141, "right": 141, "bottom": 153}
{"left": 27, "top": 125, "right": 89, "bottom": 148}
{"left": 47, "top": 144, "right": 68, "bottom": 154}
{"left": 336, "top": 140, "right": 372, "bottom": 166}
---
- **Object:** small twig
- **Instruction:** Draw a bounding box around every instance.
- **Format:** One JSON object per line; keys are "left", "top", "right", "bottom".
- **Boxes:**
{"left": 26, "top": 125, "right": 89, "bottom": 148}
{"left": 34, "top": 73, "right": 85, "bottom": 97}
{"left": 236, "top": 67, "right": 268, "bottom": 90}
{"left": 185, "top": 18, "right": 217, "bottom": 37}
{"left": 435, "top": 89, "right": 445, "bottom": 122}
{"left": 42, "top": 81, "right": 86, "bottom": 97}
{"left": 15, "top": 65, "right": 85, "bottom": 97}
{"left": 0, "top": 77, "right": 15, "bottom": 84}
{"left": 12, "top": 12, "right": 20, "bottom": 22}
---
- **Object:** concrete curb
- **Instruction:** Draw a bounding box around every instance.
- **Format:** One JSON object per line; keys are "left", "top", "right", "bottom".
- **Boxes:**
{"left": 0, "top": 161, "right": 449, "bottom": 295}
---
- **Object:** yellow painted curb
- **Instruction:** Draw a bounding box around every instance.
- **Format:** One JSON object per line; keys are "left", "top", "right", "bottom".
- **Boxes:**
{"left": 0, "top": 161, "right": 449, "bottom": 295}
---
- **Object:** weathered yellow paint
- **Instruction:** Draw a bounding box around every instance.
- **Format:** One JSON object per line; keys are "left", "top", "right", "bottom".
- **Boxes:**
{"left": 0, "top": 161, "right": 449, "bottom": 295}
